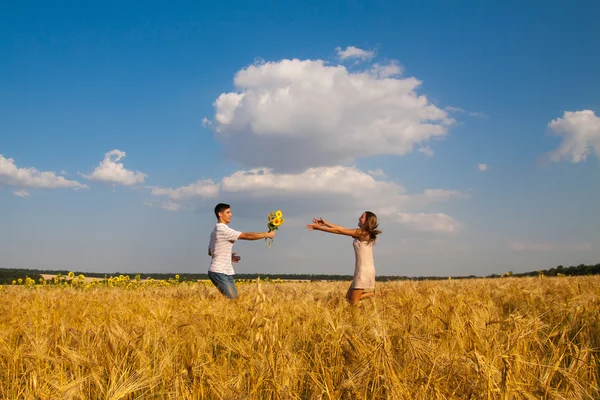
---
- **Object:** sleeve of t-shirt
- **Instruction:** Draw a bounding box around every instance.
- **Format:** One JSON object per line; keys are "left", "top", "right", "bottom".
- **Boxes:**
{"left": 220, "top": 225, "right": 242, "bottom": 241}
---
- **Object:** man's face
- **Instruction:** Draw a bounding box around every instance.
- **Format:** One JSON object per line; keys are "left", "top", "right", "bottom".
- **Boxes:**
{"left": 219, "top": 208, "right": 232, "bottom": 224}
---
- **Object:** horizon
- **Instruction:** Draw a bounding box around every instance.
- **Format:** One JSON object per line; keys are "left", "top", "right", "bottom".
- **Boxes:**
{"left": 2, "top": 1, "right": 599, "bottom": 277}
{"left": 3, "top": 260, "right": 598, "bottom": 280}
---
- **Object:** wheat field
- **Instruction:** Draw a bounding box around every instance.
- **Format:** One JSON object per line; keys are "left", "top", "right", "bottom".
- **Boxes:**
{"left": 0, "top": 275, "right": 598, "bottom": 399}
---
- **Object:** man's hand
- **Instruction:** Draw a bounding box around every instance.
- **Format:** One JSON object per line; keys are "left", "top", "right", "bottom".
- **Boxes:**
{"left": 266, "top": 231, "right": 276, "bottom": 239}
{"left": 312, "top": 217, "right": 325, "bottom": 226}
{"left": 232, "top": 252, "right": 241, "bottom": 263}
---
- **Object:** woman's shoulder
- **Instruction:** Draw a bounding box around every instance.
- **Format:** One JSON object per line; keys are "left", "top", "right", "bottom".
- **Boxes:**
{"left": 354, "top": 231, "right": 374, "bottom": 244}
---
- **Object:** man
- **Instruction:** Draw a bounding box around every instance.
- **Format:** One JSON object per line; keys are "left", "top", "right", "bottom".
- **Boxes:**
{"left": 208, "top": 203, "right": 276, "bottom": 299}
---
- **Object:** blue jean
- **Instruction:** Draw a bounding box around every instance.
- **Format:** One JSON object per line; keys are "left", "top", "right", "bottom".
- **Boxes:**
{"left": 208, "top": 271, "right": 238, "bottom": 299}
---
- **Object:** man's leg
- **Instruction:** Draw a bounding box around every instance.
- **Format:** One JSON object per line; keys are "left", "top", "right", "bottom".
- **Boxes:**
{"left": 226, "top": 275, "right": 238, "bottom": 299}
{"left": 208, "top": 271, "right": 238, "bottom": 299}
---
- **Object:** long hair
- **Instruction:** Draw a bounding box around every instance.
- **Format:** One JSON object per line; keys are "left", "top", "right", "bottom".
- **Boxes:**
{"left": 360, "top": 211, "right": 382, "bottom": 244}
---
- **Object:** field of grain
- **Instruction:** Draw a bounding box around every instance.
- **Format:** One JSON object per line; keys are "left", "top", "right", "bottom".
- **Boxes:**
{"left": 0, "top": 275, "right": 598, "bottom": 399}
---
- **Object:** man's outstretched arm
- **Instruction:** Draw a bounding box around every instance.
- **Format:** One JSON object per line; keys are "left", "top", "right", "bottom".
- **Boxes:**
{"left": 238, "top": 231, "right": 275, "bottom": 241}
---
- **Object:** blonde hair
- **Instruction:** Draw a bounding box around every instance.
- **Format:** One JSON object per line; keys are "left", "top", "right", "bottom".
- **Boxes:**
{"left": 358, "top": 211, "right": 381, "bottom": 244}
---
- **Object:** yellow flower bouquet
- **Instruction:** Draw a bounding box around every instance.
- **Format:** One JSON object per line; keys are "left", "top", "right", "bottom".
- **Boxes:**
{"left": 266, "top": 209, "right": 285, "bottom": 247}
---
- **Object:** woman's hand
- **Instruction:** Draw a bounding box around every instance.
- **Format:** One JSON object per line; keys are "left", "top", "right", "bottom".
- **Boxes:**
{"left": 306, "top": 223, "right": 320, "bottom": 231}
{"left": 314, "top": 217, "right": 341, "bottom": 228}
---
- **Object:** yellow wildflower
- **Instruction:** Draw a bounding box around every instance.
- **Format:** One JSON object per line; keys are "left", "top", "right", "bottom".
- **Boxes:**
{"left": 265, "top": 209, "right": 285, "bottom": 247}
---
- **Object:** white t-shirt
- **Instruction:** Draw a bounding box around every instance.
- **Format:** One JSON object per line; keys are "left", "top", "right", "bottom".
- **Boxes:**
{"left": 208, "top": 223, "right": 242, "bottom": 275}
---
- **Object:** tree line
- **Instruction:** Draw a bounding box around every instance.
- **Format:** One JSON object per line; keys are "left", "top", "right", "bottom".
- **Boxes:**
{"left": 1, "top": 262, "right": 599, "bottom": 285}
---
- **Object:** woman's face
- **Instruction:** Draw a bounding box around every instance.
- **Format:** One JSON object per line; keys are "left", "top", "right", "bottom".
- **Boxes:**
{"left": 358, "top": 213, "right": 366, "bottom": 228}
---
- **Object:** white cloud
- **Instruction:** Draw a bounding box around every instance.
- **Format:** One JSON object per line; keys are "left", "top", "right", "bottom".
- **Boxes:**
{"left": 508, "top": 241, "right": 553, "bottom": 252}
{"left": 367, "top": 168, "right": 385, "bottom": 177}
{"left": 380, "top": 210, "right": 463, "bottom": 234}
{"left": 468, "top": 111, "right": 487, "bottom": 118}
{"left": 419, "top": 146, "right": 434, "bottom": 157}
{"left": 478, "top": 163, "right": 488, "bottom": 171}
{"left": 0, "top": 154, "right": 88, "bottom": 190}
{"left": 13, "top": 189, "right": 30, "bottom": 197}
{"left": 207, "top": 55, "right": 453, "bottom": 171}
{"left": 152, "top": 166, "right": 409, "bottom": 210}
{"left": 445, "top": 106, "right": 486, "bottom": 118}
{"left": 336, "top": 46, "right": 375, "bottom": 61}
{"left": 81, "top": 150, "right": 147, "bottom": 186}
{"left": 160, "top": 201, "right": 181, "bottom": 212}
{"left": 150, "top": 179, "right": 219, "bottom": 201}
{"left": 201, "top": 117, "right": 211, "bottom": 127}
{"left": 150, "top": 165, "right": 466, "bottom": 234}
{"left": 546, "top": 110, "right": 600, "bottom": 163}
{"left": 370, "top": 61, "right": 403, "bottom": 78}
{"left": 220, "top": 166, "right": 404, "bottom": 198}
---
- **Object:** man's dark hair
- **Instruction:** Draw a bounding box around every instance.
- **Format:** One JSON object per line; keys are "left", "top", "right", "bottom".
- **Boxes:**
{"left": 214, "top": 203, "right": 230, "bottom": 219}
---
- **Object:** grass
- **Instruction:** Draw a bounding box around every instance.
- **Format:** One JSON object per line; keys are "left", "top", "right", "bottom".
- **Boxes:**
{"left": 0, "top": 276, "right": 598, "bottom": 399}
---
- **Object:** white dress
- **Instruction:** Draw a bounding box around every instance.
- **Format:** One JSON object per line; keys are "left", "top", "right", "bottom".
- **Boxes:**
{"left": 350, "top": 238, "right": 376, "bottom": 289}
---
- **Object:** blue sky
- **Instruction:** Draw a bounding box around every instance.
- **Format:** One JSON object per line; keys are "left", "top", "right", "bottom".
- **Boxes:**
{"left": 1, "top": 1, "right": 599, "bottom": 276}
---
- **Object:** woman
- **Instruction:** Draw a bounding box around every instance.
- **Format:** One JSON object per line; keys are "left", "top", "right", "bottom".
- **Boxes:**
{"left": 306, "top": 212, "right": 381, "bottom": 305}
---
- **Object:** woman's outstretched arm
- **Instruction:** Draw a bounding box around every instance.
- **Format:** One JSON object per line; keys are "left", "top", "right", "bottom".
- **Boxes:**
{"left": 306, "top": 223, "right": 358, "bottom": 238}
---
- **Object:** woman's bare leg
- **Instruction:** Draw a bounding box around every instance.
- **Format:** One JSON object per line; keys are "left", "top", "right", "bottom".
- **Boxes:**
{"left": 347, "top": 288, "right": 375, "bottom": 305}
{"left": 345, "top": 285, "right": 354, "bottom": 302}
{"left": 360, "top": 292, "right": 374, "bottom": 300}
